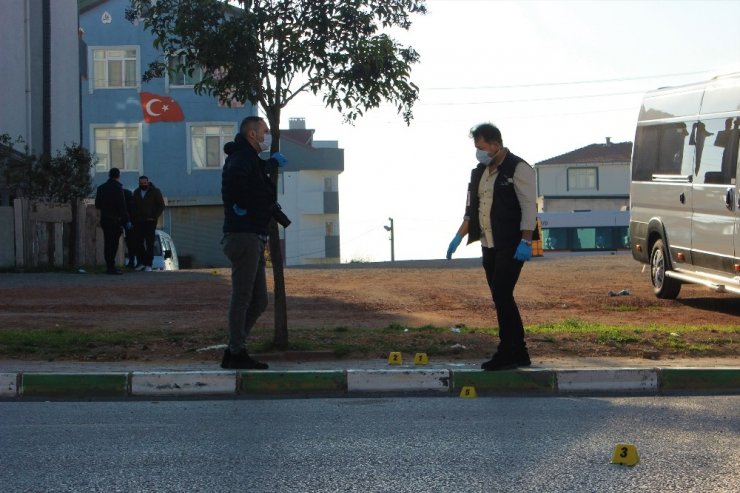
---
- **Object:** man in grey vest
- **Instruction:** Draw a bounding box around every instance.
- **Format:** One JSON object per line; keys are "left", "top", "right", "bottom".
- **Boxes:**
{"left": 446, "top": 123, "right": 537, "bottom": 370}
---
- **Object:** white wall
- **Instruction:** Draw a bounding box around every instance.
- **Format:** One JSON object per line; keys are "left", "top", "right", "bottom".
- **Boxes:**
{"left": 0, "top": 0, "right": 80, "bottom": 154}
{"left": 50, "top": 0, "right": 81, "bottom": 151}
{"left": 0, "top": 1, "right": 33, "bottom": 146}
{"left": 543, "top": 197, "right": 629, "bottom": 212}
{"left": 279, "top": 169, "right": 340, "bottom": 265}
{"left": 537, "top": 163, "right": 629, "bottom": 196}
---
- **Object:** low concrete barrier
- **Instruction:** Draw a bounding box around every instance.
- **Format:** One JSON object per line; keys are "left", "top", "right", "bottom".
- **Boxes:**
{"left": 4, "top": 367, "right": 737, "bottom": 399}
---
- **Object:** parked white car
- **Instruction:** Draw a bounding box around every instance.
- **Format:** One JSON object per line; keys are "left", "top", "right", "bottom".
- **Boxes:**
{"left": 152, "top": 230, "right": 179, "bottom": 271}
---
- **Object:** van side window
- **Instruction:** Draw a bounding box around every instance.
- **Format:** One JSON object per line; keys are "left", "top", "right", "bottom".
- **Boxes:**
{"left": 632, "top": 123, "right": 690, "bottom": 181}
{"left": 693, "top": 117, "right": 739, "bottom": 185}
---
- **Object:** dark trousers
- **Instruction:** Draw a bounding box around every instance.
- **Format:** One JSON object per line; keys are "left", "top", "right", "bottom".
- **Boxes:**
{"left": 134, "top": 221, "right": 157, "bottom": 267}
{"left": 222, "top": 232, "right": 269, "bottom": 353}
{"left": 101, "top": 217, "right": 122, "bottom": 271}
{"left": 482, "top": 245, "right": 527, "bottom": 354}
{"left": 124, "top": 229, "right": 138, "bottom": 266}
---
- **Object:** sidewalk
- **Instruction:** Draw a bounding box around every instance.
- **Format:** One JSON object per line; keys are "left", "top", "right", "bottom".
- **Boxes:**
{"left": 1, "top": 356, "right": 738, "bottom": 399}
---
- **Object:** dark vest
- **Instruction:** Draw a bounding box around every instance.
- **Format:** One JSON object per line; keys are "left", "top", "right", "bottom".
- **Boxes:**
{"left": 465, "top": 151, "right": 525, "bottom": 250}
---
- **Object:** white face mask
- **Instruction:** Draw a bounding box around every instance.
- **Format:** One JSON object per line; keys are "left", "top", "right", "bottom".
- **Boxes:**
{"left": 259, "top": 133, "right": 272, "bottom": 152}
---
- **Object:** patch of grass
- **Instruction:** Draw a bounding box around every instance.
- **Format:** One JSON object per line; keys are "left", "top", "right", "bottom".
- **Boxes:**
{"left": 596, "top": 330, "right": 640, "bottom": 345}
{"left": 529, "top": 319, "right": 610, "bottom": 333}
{"left": 382, "top": 323, "right": 408, "bottom": 333}
{"left": 0, "top": 329, "right": 138, "bottom": 359}
{"left": 1, "top": 321, "right": 737, "bottom": 361}
{"left": 609, "top": 304, "right": 639, "bottom": 312}
{"left": 333, "top": 344, "right": 353, "bottom": 357}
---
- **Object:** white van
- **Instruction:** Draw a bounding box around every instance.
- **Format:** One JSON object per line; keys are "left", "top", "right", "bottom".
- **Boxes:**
{"left": 630, "top": 73, "right": 740, "bottom": 298}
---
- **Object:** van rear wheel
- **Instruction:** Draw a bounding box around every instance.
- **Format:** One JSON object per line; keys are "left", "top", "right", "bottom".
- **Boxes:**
{"left": 650, "top": 239, "right": 681, "bottom": 299}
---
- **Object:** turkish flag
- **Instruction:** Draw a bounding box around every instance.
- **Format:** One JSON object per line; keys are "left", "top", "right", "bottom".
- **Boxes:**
{"left": 140, "top": 92, "right": 184, "bottom": 123}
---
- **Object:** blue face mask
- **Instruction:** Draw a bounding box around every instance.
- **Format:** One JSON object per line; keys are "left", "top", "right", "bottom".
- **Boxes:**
{"left": 477, "top": 146, "right": 501, "bottom": 165}
{"left": 476, "top": 149, "right": 493, "bottom": 165}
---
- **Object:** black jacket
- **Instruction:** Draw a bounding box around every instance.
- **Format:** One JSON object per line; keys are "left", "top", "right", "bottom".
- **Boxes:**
{"left": 95, "top": 179, "right": 129, "bottom": 225}
{"left": 221, "top": 133, "right": 277, "bottom": 235}
{"left": 131, "top": 183, "right": 165, "bottom": 222}
{"left": 465, "top": 151, "right": 527, "bottom": 250}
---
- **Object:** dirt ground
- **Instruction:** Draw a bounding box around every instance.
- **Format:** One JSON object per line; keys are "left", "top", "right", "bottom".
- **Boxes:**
{"left": 0, "top": 253, "right": 738, "bottom": 361}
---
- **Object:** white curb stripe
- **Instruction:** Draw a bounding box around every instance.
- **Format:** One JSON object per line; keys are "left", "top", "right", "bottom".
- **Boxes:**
{"left": 557, "top": 369, "right": 658, "bottom": 392}
{"left": 131, "top": 371, "right": 236, "bottom": 395}
{"left": 0, "top": 373, "right": 17, "bottom": 397}
{"left": 347, "top": 369, "right": 450, "bottom": 393}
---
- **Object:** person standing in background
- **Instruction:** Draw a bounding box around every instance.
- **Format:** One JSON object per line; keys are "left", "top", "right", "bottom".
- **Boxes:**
{"left": 131, "top": 176, "right": 165, "bottom": 272}
{"left": 446, "top": 123, "right": 537, "bottom": 370}
{"left": 95, "top": 167, "right": 130, "bottom": 275}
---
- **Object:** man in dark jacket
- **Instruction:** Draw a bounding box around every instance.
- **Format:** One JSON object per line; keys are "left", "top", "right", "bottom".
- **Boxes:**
{"left": 446, "top": 123, "right": 537, "bottom": 370}
{"left": 220, "top": 115, "right": 287, "bottom": 370}
{"left": 95, "top": 167, "right": 130, "bottom": 275}
{"left": 131, "top": 176, "right": 165, "bottom": 272}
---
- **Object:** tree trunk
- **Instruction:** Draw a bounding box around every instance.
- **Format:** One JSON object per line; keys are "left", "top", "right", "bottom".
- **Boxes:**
{"left": 266, "top": 109, "right": 288, "bottom": 349}
{"left": 268, "top": 219, "right": 288, "bottom": 349}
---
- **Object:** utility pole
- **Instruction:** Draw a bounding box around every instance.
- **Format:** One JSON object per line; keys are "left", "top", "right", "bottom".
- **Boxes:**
{"left": 384, "top": 217, "right": 395, "bottom": 262}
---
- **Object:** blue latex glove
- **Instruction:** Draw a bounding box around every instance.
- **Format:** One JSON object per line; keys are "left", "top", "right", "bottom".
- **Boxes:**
{"left": 446, "top": 233, "right": 463, "bottom": 260}
{"left": 513, "top": 240, "right": 532, "bottom": 262}
{"left": 232, "top": 204, "right": 247, "bottom": 216}
{"left": 271, "top": 152, "right": 288, "bottom": 167}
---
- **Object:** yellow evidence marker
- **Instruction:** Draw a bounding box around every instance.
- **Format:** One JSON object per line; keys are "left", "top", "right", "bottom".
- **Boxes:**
{"left": 388, "top": 352, "right": 403, "bottom": 365}
{"left": 414, "top": 353, "right": 429, "bottom": 365}
{"left": 611, "top": 443, "right": 640, "bottom": 466}
{"left": 459, "top": 386, "right": 477, "bottom": 398}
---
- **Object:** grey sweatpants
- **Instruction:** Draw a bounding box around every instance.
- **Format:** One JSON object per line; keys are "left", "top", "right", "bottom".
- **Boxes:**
{"left": 222, "top": 232, "right": 268, "bottom": 353}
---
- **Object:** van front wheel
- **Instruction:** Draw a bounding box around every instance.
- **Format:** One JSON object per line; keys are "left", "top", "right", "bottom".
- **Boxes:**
{"left": 650, "top": 239, "right": 681, "bottom": 299}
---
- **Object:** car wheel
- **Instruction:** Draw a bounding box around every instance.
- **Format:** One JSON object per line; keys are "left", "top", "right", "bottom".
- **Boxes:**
{"left": 650, "top": 239, "right": 681, "bottom": 299}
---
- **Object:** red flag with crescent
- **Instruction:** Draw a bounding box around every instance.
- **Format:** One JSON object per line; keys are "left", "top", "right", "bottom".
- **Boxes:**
{"left": 140, "top": 92, "right": 184, "bottom": 123}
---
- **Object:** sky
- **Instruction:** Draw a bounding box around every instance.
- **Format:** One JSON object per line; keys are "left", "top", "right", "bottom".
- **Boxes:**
{"left": 273, "top": 0, "right": 740, "bottom": 263}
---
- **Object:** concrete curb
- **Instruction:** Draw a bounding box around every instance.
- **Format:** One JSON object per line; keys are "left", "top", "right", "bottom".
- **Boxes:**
{"left": 3, "top": 367, "right": 739, "bottom": 399}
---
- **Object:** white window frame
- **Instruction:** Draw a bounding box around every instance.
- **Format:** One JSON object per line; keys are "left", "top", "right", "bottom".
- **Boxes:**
{"left": 186, "top": 122, "right": 237, "bottom": 174}
{"left": 90, "top": 124, "right": 143, "bottom": 174}
{"left": 165, "top": 52, "right": 204, "bottom": 90}
{"left": 88, "top": 45, "right": 141, "bottom": 93}
{"left": 567, "top": 166, "right": 598, "bottom": 191}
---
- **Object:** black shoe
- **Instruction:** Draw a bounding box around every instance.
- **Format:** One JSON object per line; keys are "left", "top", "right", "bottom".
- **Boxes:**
{"left": 228, "top": 351, "right": 269, "bottom": 370}
{"left": 481, "top": 352, "right": 518, "bottom": 371}
{"left": 106, "top": 269, "right": 123, "bottom": 275}
{"left": 220, "top": 348, "right": 231, "bottom": 369}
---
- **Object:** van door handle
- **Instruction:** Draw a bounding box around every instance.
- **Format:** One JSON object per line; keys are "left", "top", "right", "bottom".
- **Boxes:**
{"left": 679, "top": 192, "right": 685, "bottom": 204}
{"left": 726, "top": 188, "right": 734, "bottom": 210}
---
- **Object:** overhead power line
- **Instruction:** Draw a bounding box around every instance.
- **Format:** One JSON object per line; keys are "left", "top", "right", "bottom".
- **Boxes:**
{"left": 423, "top": 70, "right": 709, "bottom": 91}
{"left": 420, "top": 89, "right": 646, "bottom": 106}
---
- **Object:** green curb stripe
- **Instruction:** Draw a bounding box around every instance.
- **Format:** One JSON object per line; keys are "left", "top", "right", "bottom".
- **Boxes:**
{"left": 660, "top": 369, "right": 740, "bottom": 391}
{"left": 451, "top": 369, "right": 556, "bottom": 393}
{"left": 21, "top": 373, "right": 128, "bottom": 396}
{"left": 240, "top": 370, "right": 346, "bottom": 394}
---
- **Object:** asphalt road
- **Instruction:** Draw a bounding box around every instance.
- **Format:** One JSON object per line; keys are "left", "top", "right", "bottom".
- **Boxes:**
{"left": 1, "top": 396, "right": 738, "bottom": 492}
